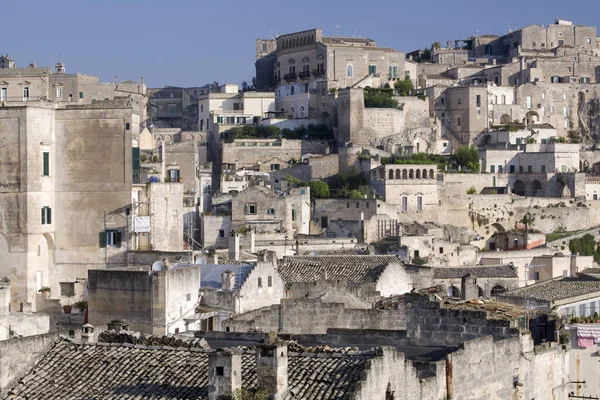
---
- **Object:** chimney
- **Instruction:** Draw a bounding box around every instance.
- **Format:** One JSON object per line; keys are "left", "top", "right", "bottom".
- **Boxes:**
{"left": 460, "top": 273, "right": 479, "bottom": 300}
{"left": 256, "top": 341, "right": 288, "bottom": 400}
{"left": 208, "top": 349, "right": 242, "bottom": 400}
{"left": 107, "top": 319, "right": 130, "bottom": 332}
{"left": 228, "top": 233, "right": 241, "bottom": 261}
{"left": 81, "top": 323, "right": 95, "bottom": 343}
{"left": 221, "top": 270, "right": 236, "bottom": 290}
{"left": 250, "top": 229, "right": 256, "bottom": 253}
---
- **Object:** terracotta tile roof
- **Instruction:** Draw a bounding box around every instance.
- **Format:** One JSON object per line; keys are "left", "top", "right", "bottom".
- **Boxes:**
{"left": 499, "top": 275, "right": 600, "bottom": 302}
{"left": 442, "top": 299, "right": 528, "bottom": 321}
{"left": 434, "top": 265, "right": 518, "bottom": 279}
{"left": 300, "top": 248, "right": 369, "bottom": 256}
{"left": 6, "top": 340, "right": 377, "bottom": 400}
{"left": 278, "top": 255, "right": 400, "bottom": 283}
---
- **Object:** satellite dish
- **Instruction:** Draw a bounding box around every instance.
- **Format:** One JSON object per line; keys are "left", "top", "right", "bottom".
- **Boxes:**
{"left": 152, "top": 261, "right": 164, "bottom": 271}
{"left": 195, "top": 257, "right": 207, "bottom": 265}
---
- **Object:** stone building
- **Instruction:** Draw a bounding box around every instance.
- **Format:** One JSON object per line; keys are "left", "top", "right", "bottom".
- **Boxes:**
{"left": 88, "top": 263, "right": 201, "bottom": 334}
{"left": 433, "top": 265, "right": 519, "bottom": 298}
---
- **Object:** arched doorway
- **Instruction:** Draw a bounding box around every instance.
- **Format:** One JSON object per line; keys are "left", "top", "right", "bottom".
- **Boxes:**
{"left": 531, "top": 180, "right": 542, "bottom": 197}
{"left": 478, "top": 286, "right": 484, "bottom": 297}
{"left": 525, "top": 111, "right": 539, "bottom": 126}
{"left": 500, "top": 114, "right": 511, "bottom": 125}
{"left": 491, "top": 285, "right": 506, "bottom": 296}
{"left": 512, "top": 180, "right": 526, "bottom": 196}
{"left": 448, "top": 285, "right": 460, "bottom": 298}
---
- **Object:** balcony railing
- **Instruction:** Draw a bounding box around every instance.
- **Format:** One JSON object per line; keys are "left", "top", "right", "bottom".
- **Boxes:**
{"left": 284, "top": 73, "right": 297, "bottom": 81}
{"left": 298, "top": 71, "right": 311, "bottom": 80}
{"left": 312, "top": 69, "right": 326, "bottom": 78}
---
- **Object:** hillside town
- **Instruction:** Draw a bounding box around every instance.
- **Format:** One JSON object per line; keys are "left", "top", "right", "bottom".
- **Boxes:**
{"left": 2, "top": 17, "right": 600, "bottom": 400}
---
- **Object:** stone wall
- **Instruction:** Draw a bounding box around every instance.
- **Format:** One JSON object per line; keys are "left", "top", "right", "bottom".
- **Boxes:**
{"left": 7, "top": 313, "right": 50, "bottom": 338}
{"left": 0, "top": 332, "right": 61, "bottom": 396}
{"left": 223, "top": 298, "right": 406, "bottom": 334}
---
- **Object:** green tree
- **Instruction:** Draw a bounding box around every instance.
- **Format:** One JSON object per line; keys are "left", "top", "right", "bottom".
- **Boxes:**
{"left": 349, "top": 189, "right": 363, "bottom": 199}
{"left": 569, "top": 234, "right": 600, "bottom": 261}
{"left": 308, "top": 181, "right": 330, "bottom": 198}
{"left": 394, "top": 77, "right": 414, "bottom": 96}
{"left": 454, "top": 146, "right": 480, "bottom": 171}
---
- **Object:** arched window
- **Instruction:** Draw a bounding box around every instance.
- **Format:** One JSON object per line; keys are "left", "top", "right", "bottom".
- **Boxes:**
{"left": 422, "top": 169, "right": 427, "bottom": 179}
{"left": 300, "top": 106, "right": 305, "bottom": 118}
{"left": 389, "top": 169, "right": 394, "bottom": 179}
{"left": 289, "top": 107, "right": 295, "bottom": 118}
{"left": 429, "top": 169, "right": 435, "bottom": 179}
{"left": 395, "top": 169, "right": 400, "bottom": 179}
{"left": 491, "top": 285, "right": 506, "bottom": 295}
{"left": 402, "top": 169, "right": 408, "bottom": 179}
{"left": 409, "top": 169, "right": 414, "bottom": 179}
{"left": 478, "top": 286, "right": 484, "bottom": 297}
{"left": 448, "top": 286, "right": 460, "bottom": 298}
{"left": 347, "top": 64, "right": 353, "bottom": 78}
{"left": 416, "top": 169, "right": 421, "bottom": 179}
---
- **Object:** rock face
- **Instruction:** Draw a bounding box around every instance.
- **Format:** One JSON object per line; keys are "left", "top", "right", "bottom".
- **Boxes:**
{"left": 578, "top": 98, "right": 600, "bottom": 143}
{"left": 442, "top": 224, "right": 477, "bottom": 245}
{"left": 369, "top": 127, "right": 439, "bottom": 154}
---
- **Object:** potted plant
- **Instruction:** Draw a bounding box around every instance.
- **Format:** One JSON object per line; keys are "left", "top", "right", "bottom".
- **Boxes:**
{"left": 62, "top": 284, "right": 75, "bottom": 314}
{"left": 38, "top": 286, "right": 51, "bottom": 295}
{"left": 74, "top": 300, "right": 88, "bottom": 313}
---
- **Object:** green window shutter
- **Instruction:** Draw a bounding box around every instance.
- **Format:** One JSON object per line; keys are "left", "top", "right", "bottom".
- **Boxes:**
{"left": 132, "top": 147, "right": 140, "bottom": 171}
{"left": 41, "top": 208, "right": 45, "bottom": 225}
{"left": 47, "top": 207, "right": 51, "bottom": 224}
{"left": 292, "top": 209, "right": 297, "bottom": 221}
{"left": 115, "top": 231, "right": 122, "bottom": 248}
{"left": 42, "top": 152, "right": 49, "bottom": 176}
{"left": 99, "top": 232, "right": 106, "bottom": 248}
{"left": 79, "top": 92, "right": 83, "bottom": 99}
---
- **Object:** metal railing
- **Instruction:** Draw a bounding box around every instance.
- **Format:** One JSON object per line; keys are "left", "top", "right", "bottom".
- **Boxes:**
{"left": 284, "top": 73, "right": 297, "bottom": 81}
{"left": 312, "top": 69, "right": 326, "bottom": 78}
{"left": 298, "top": 71, "right": 311, "bottom": 79}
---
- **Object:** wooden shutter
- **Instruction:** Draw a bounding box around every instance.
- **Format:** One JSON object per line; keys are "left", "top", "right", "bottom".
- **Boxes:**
{"left": 47, "top": 207, "right": 51, "bottom": 224}
{"left": 41, "top": 208, "right": 45, "bottom": 225}
{"left": 42, "top": 152, "right": 49, "bottom": 176}
{"left": 115, "top": 231, "right": 122, "bottom": 248}
{"left": 99, "top": 232, "right": 106, "bottom": 248}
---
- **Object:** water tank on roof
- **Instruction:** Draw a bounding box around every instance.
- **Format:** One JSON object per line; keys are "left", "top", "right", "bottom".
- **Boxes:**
{"left": 152, "top": 261, "right": 164, "bottom": 271}
{"left": 195, "top": 257, "right": 207, "bottom": 265}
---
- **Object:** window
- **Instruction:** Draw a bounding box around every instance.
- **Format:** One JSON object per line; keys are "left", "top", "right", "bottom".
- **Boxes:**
{"left": 245, "top": 203, "right": 257, "bottom": 215}
{"left": 0, "top": 87, "right": 5, "bottom": 101}
{"left": 166, "top": 104, "right": 176, "bottom": 117}
{"left": 270, "top": 164, "right": 280, "bottom": 171}
{"left": 258, "top": 277, "right": 262, "bottom": 288}
{"left": 490, "top": 165, "right": 495, "bottom": 173}
{"left": 42, "top": 152, "right": 50, "bottom": 176}
{"left": 417, "top": 196, "right": 423, "bottom": 212}
{"left": 56, "top": 87, "right": 63, "bottom": 98}
{"left": 356, "top": 202, "right": 360, "bottom": 208}
{"left": 541, "top": 165, "right": 546, "bottom": 173}
{"left": 580, "top": 303, "right": 585, "bottom": 316}
{"left": 226, "top": 117, "right": 235, "bottom": 124}
{"left": 402, "top": 196, "right": 408, "bottom": 212}
{"left": 526, "top": 96, "right": 532, "bottom": 108}
{"left": 366, "top": 202, "right": 369, "bottom": 208}
{"left": 346, "top": 64, "right": 353, "bottom": 77}
{"left": 485, "top": 44, "right": 492, "bottom": 55}
{"left": 267, "top": 208, "right": 275, "bottom": 215}
{"left": 498, "top": 165, "right": 503, "bottom": 173}
{"left": 100, "top": 230, "right": 122, "bottom": 248}
{"left": 22, "top": 86, "right": 30, "bottom": 101}
{"left": 528, "top": 165, "right": 533, "bottom": 173}
{"left": 519, "top": 166, "right": 524, "bottom": 173}
{"left": 218, "top": 229, "right": 225, "bottom": 238}
{"left": 41, "top": 206, "right": 51, "bottom": 225}
{"left": 439, "top": 247, "right": 444, "bottom": 254}
{"left": 291, "top": 209, "right": 297, "bottom": 221}
{"left": 268, "top": 276, "right": 272, "bottom": 287}
{"left": 491, "top": 285, "right": 506, "bottom": 295}
{"left": 457, "top": 117, "right": 461, "bottom": 126}
{"left": 290, "top": 86, "right": 295, "bottom": 96}
{"left": 79, "top": 91, "right": 83, "bottom": 99}
{"left": 563, "top": 107, "right": 568, "bottom": 117}
{"left": 262, "top": 42, "right": 267, "bottom": 52}
{"left": 476, "top": 95, "right": 481, "bottom": 107}
{"left": 561, "top": 165, "right": 567, "bottom": 173}
{"left": 509, "top": 165, "right": 515, "bottom": 173}
{"left": 389, "top": 65, "right": 398, "bottom": 78}
{"left": 186, "top": 293, "right": 191, "bottom": 301}
{"left": 216, "top": 366, "right": 224, "bottom": 376}
{"left": 321, "top": 205, "right": 326, "bottom": 212}
{"left": 60, "top": 282, "right": 75, "bottom": 297}
{"left": 368, "top": 65, "right": 377, "bottom": 75}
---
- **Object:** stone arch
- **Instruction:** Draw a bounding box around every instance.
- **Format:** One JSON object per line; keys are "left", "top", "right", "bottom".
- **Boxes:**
{"left": 402, "top": 169, "right": 408, "bottom": 179}
{"left": 448, "top": 285, "right": 460, "bottom": 298}
{"left": 579, "top": 91, "right": 586, "bottom": 103}
{"left": 500, "top": 114, "right": 511, "bottom": 124}
{"left": 300, "top": 106, "right": 305, "bottom": 118}
{"left": 290, "top": 107, "right": 295, "bottom": 118}
{"left": 525, "top": 111, "right": 539, "bottom": 125}
{"left": 422, "top": 169, "right": 428, "bottom": 179}
{"left": 320, "top": 111, "right": 330, "bottom": 125}
{"left": 389, "top": 169, "right": 394, "bottom": 179}
{"left": 512, "top": 180, "right": 526, "bottom": 196}
{"left": 478, "top": 286, "right": 484, "bottom": 297}
{"left": 416, "top": 169, "right": 421, "bottom": 179}
{"left": 491, "top": 223, "right": 506, "bottom": 233}
{"left": 409, "top": 169, "right": 414, "bottom": 179}
{"left": 531, "top": 180, "right": 542, "bottom": 196}
{"left": 395, "top": 169, "right": 401, "bottom": 179}
{"left": 429, "top": 169, "right": 435, "bottom": 179}
{"left": 491, "top": 285, "right": 506, "bottom": 295}
{"left": 164, "top": 134, "right": 173, "bottom": 144}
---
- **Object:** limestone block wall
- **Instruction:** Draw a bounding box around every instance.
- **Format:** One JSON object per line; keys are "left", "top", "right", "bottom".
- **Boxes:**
{"left": 7, "top": 313, "right": 50, "bottom": 338}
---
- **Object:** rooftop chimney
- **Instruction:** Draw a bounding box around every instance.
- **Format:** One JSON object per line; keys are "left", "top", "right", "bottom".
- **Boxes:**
{"left": 256, "top": 341, "right": 288, "bottom": 400}
{"left": 460, "top": 273, "right": 479, "bottom": 300}
{"left": 208, "top": 349, "right": 242, "bottom": 400}
{"left": 55, "top": 61, "right": 65, "bottom": 73}
{"left": 221, "top": 270, "right": 236, "bottom": 291}
{"left": 81, "top": 323, "right": 95, "bottom": 343}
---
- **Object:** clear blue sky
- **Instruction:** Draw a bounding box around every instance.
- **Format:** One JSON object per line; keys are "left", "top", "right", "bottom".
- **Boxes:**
{"left": 2, "top": 0, "right": 598, "bottom": 88}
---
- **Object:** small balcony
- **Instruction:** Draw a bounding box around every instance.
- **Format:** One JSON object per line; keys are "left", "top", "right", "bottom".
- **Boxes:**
{"left": 284, "top": 72, "right": 297, "bottom": 81}
{"left": 298, "top": 71, "right": 311, "bottom": 80}
{"left": 312, "top": 69, "right": 326, "bottom": 78}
